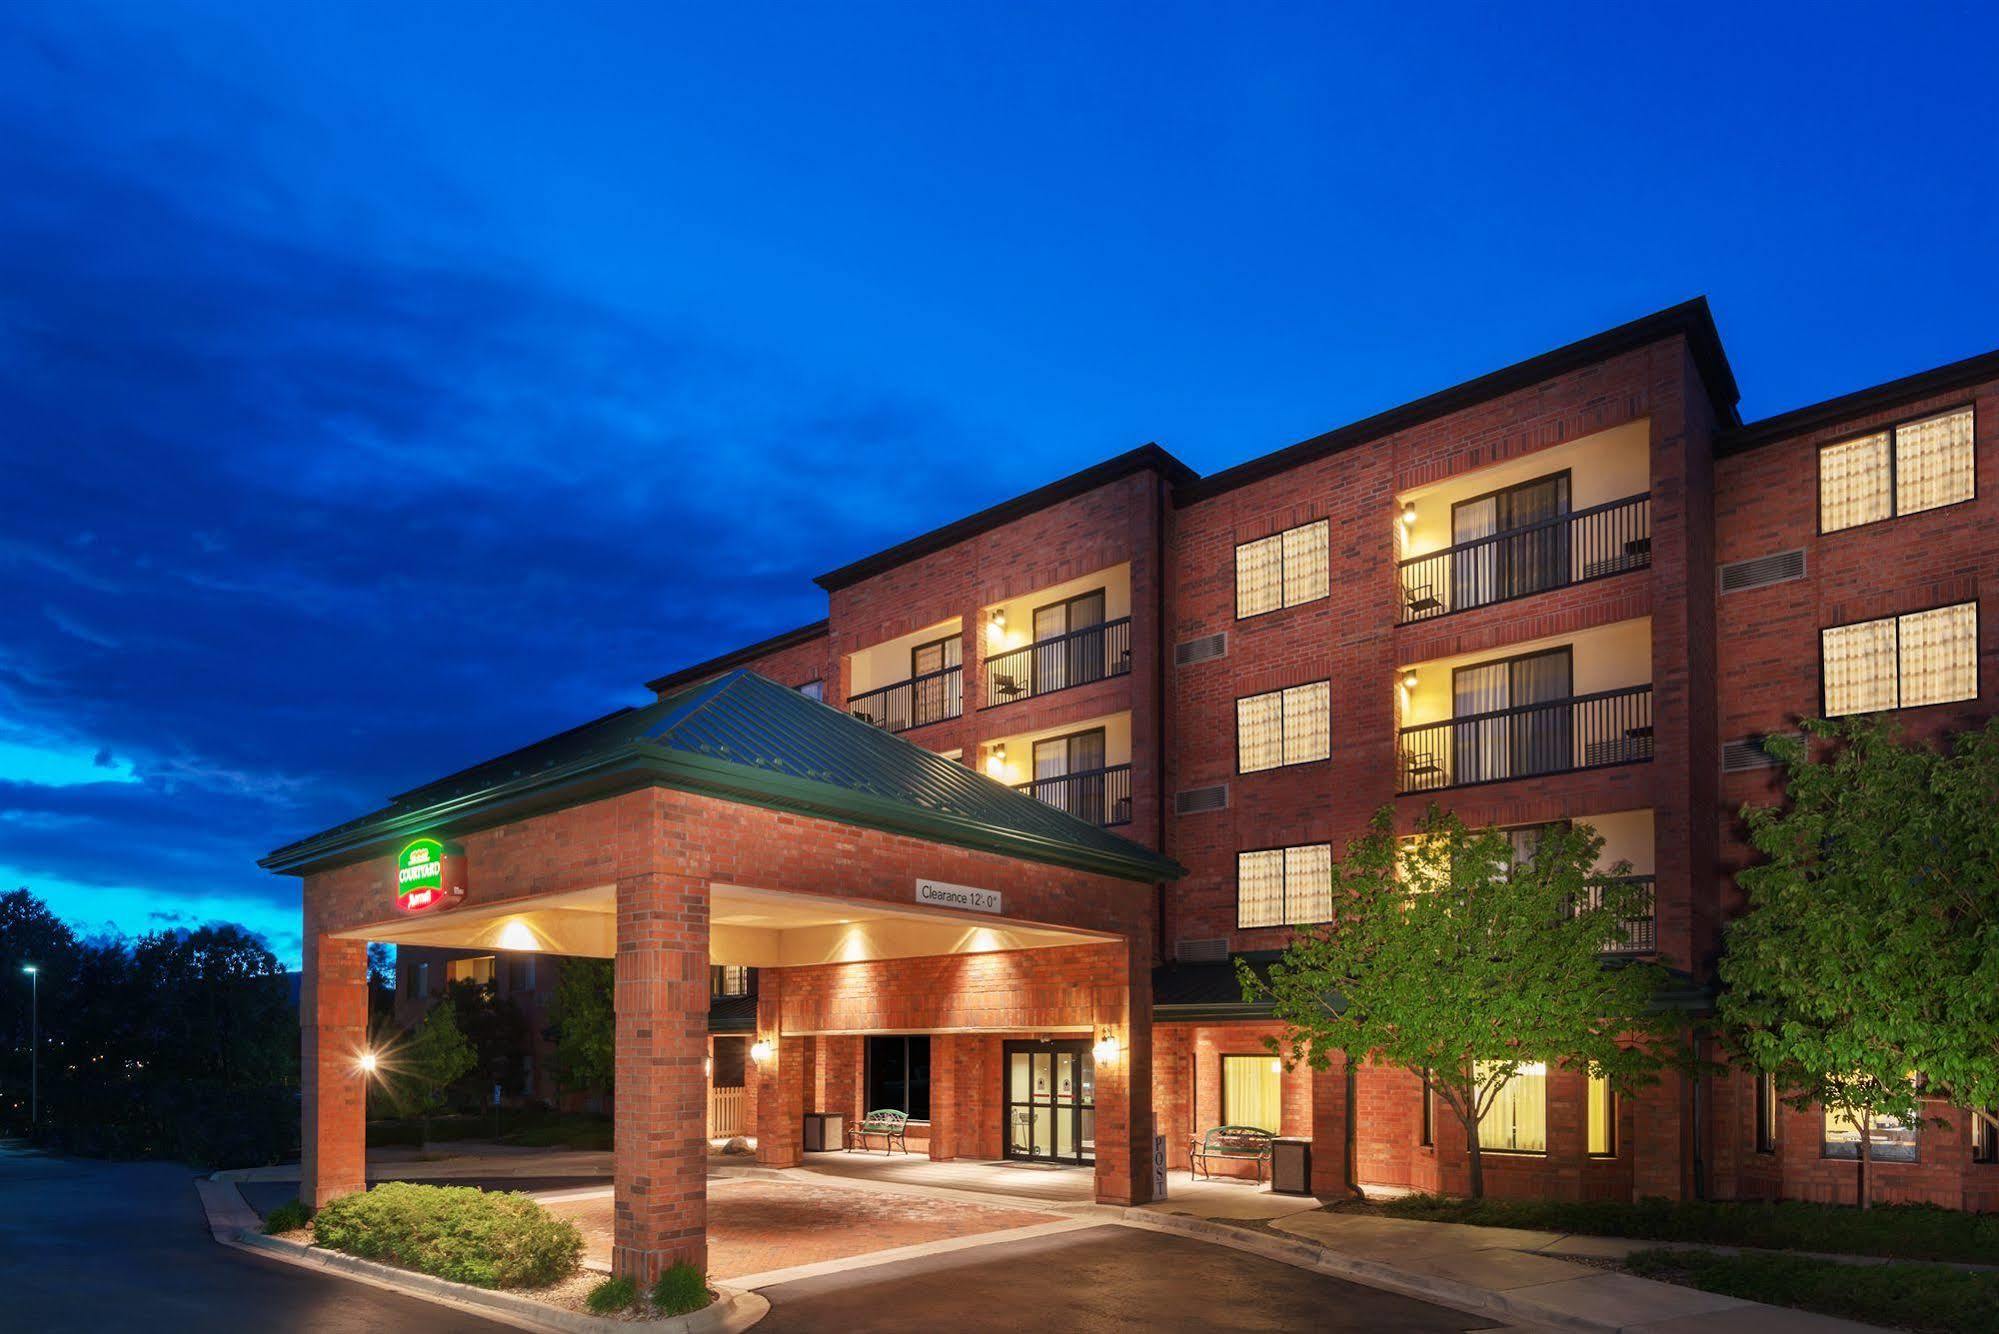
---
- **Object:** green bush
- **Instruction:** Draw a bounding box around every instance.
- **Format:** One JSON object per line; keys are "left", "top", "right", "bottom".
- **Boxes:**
{"left": 586, "top": 1275, "right": 638, "bottom": 1314}
{"left": 311, "top": 1182, "right": 582, "bottom": 1289}
{"left": 262, "top": 1198, "right": 312, "bottom": 1234}
{"left": 1627, "top": 1247, "right": 1999, "bottom": 1334}
{"left": 650, "top": 1262, "right": 710, "bottom": 1316}
{"left": 1381, "top": 1193, "right": 1999, "bottom": 1265}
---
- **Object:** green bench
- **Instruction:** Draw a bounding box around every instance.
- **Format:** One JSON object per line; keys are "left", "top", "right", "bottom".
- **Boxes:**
{"left": 845, "top": 1108, "right": 911, "bottom": 1155}
{"left": 1190, "top": 1125, "right": 1275, "bottom": 1183}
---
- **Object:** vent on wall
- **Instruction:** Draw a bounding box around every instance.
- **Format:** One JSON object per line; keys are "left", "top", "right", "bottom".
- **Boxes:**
{"left": 1719, "top": 549, "right": 1806, "bottom": 594}
{"left": 1722, "top": 733, "right": 1800, "bottom": 773}
{"left": 1176, "top": 937, "right": 1229, "bottom": 963}
{"left": 1174, "top": 783, "right": 1229, "bottom": 816}
{"left": 1175, "top": 632, "right": 1228, "bottom": 666}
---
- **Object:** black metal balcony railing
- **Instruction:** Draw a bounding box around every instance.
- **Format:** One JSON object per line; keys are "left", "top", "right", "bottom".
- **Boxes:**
{"left": 983, "top": 616, "right": 1132, "bottom": 706}
{"left": 1014, "top": 764, "right": 1133, "bottom": 828}
{"left": 847, "top": 664, "right": 963, "bottom": 734}
{"left": 1575, "top": 875, "right": 1657, "bottom": 955}
{"left": 1399, "top": 493, "right": 1652, "bottom": 624}
{"left": 1397, "top": 684, "right": 1654, "bottom": 793}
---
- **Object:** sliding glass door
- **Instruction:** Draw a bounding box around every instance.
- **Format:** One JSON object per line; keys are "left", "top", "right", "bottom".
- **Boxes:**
{"left": 1451, "top": 647, "right": 1573, "bottom": 783}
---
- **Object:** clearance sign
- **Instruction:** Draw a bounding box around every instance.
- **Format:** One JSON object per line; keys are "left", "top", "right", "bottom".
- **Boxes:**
{"left": 395, "top": 837, "right": 467, "bottom": 913}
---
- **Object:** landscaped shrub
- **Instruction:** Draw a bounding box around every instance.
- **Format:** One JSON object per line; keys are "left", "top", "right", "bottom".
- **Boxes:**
{"left": 650, "top": 1262, "right": 710, "bottom": 1316}
{"left": 1626, "top": 1247, "right": 1999, "bottom": 1334}
{"left": 311, "top": 1182, "right": 582, "bottom": 1289}
{"left": 1381, "top": 1193, "right": 1999, "bottom": 1265}
{"left": 262, "top": 1198, "right": 312, "bottom": 1234}
{"left": 586, "top": 1275, "right": 638, "bottom": 1314}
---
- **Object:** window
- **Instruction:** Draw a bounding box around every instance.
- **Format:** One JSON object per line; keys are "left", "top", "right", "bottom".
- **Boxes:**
{"left": 1236, "top": 844, "right": 1334, "bottom": 929}
{"left": 711, "top": 1037, "right": 747, "bottom": 1090}
{"left": 1756, "top": 1073, "right": 1778, "bottom": 1154}
{"left": 1823, "top": 1105, "right": 1918, "bottom": 1162}
{"left": 1820, "top": 407, "right": 1975, "bottom": 533}
{"left": 711, "top": 965, "right": 750, "bottom": 998}
{"left": 1475, "top": 1061, "right": 1547, "bottom": 1153}
{"left": 1450, "top": 472, "right": 1572, "bottom": 608}
{"left": 796, "top": 679, "right": 825, "bottom": 702}
{"left": 1973, "top": 1111, "right": 1998, "bottom": 1164}
{"left": 415, "top": 961, "right": 430, "bottom": 996}
{"left": 1236, "top": 519, "right": 1330, "bottom": 618}
{"left": 1420, "top": 1074, "right": 1435, "bottom": 1147}
{"left": 1822, "top": 601, "right": 1978, "bottom": 716}
{"left": 1237, "top": 680, "right": 1330, "bottom": 772}
{"left": 1222, "top": 1055, "right": 1283, "bottom": 1133}
{"left": 1587, "top": 1074, "right": 1614, "bottom": 1157}
{"left": 446, "top": 955, "right": 496, "bottom": 986}
{"left": 866, "top": 1035, "right": 931, "bottom": 1120}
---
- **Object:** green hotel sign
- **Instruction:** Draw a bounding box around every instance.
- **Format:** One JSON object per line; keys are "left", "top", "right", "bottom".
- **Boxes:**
{"left": 396, "top": 837, "right": 466, "bottom": 913}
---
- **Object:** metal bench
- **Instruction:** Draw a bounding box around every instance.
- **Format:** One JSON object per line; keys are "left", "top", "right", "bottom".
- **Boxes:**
{"left": 1189, "top": 1125, "right": 1275, "bottom": 1183}
{"left": 845, "top": 1108, "right": 911, "bottom": 1155}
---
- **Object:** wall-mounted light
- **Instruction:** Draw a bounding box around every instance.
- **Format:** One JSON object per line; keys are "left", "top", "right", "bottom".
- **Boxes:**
{"left": 1092, "top": 1031, "right": 1120, "bottom": 1065}
{"left": 985, "top": 742, "right": 1008, "bottom": 780}
{"left": 1399, "top": 669, "right": 1419, "bottom": 690}
{"left": 750, "top": 1038, "right": 775, "bottom": 1063}
{"left": 1400, "top": 502, "right": 1418, "bottom": 527}
{"left": 356, "top": 1049, "right": 380, "bottom": 1076}
{"left": 987, "top": 607, "right": 1007, "bottom": 639}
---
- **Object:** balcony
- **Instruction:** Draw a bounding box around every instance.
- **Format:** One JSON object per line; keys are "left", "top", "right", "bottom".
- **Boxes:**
{"left": 983, "top": 617, "right": 1131, "bottom": 706}
{"left": 1580, "top": 875, "right": 1657, "bottom": 955}
{"left": 1014, "top": 764, "right": 1133, "bottom": 828}
{"left": 1398, "top": 493, "right": 1651, "bottom": 623}
{"left": 1399, "top": 684, "right": 1652, "bottom": 793}
{"left": 848, "top": 665, "right": 963, "bottom": 733}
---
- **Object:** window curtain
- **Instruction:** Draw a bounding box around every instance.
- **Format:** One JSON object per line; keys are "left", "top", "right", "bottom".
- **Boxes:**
{"left": 1894, "top": 408, "right": 1975, "bottom": 516}
{"left": 1451, "top": 496, "right": 1498, "bottom": 612}
{"left": 1819, "top": 432, "right": 1892, "bottom": 532}
{"left": 1898, "top": 602, "right": 1978, "bottom": 708}
{"left": 1587, "top": 1075, "right": 1613, "bottom": 1155}
{"left": 1822, "top": 617, "right": 1899, "bottom": 715}
{"left": 1281, "top": 681, "right": 1331, "bottom": 765}
{"left": 1453, "top": 662, "right": 1510, "bottom": 783}
{"left": 1237, "top": 691, "right": 1284, "bottom": 772}
{"left": 1236, "top": 534, "right": 1284, "bottom": 617}
{"left": 1509, "top": 650, "right": 1572, "bottom": 775}
{"left": 1236, "top": 849, "right": 1285, "bottom": 928}
{"left": 1222, "top": 1055, "right": 1283, "bottom": 1133}
{"left": 1283, "top": 843, "right": 1334, "bottom": 925}
{"left": 1475, "top": 1062, "right": 1548, "bottom": 1152}
{"left": 1499, "top": 475, "right": 1570, "bottom": 598}
{"left": 1281, "top": 521, "right": 1330, "bottom": 608}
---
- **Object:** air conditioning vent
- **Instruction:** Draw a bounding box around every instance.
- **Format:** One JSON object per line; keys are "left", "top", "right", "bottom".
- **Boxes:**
{"left": 1722, "top": 733, "right": 1799, "bottom": 773}
{"left": 1174, "top": 632, "right": 1228, "bottom": 666}
{"left": 1719, "top": 549, "right": 1806, "bottom": 594}
{"left": 1174, "top": 783, "right": 1229, "bottom": 816}
{"left": 1175, "top": 937, "right": 1228, "bottom": 963}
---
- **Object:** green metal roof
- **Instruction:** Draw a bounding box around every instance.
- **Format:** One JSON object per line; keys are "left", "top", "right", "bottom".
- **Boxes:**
{"left": 262, "top": 669, "right": 1184, "bottom": 884}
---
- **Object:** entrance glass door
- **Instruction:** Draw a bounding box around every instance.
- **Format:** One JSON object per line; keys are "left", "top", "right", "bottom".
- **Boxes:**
{"left": 1005, "top": 1040, "right": 1095, "bottom": 1166}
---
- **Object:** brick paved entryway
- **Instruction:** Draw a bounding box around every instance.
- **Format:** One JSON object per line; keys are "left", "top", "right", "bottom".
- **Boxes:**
{"left": 541, "top": 1177, "right": 1062, "bottom": 1279}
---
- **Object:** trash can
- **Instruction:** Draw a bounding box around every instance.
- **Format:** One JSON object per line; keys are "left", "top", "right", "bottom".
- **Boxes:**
{"left": 802, "top": 1112, "right": 845, "bottom": 1153}
{"left": 1271, "top": 1137, "right": 1312, "bottom": 1195}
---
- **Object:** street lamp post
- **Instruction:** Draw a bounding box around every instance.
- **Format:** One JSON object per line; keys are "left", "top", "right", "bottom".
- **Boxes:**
{"left": 21, "top": 965, "right": 37, "bottom": 1130}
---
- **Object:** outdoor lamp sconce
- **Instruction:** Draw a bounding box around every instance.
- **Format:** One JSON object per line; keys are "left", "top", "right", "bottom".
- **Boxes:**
{"left": 1400, "top": 669, "right": 1419, "bottom": 690}
{"left": 1400, "top": 502, "right": 1418, "bottom": 527}
{"left": 750, "top": 1038, "right": 775, "bottom": 1064}
{"left": 1092, "top": 1032, "right": 1120, "bottom": 1065}
{"left": 356, "top": 1049, "right": 379, "bottom": 1076}
{"left": 985, "top": 743, "right": 1007, "bottom": 780}
{"left": 987, "top": 607, "right": 1007, "bottom": 638}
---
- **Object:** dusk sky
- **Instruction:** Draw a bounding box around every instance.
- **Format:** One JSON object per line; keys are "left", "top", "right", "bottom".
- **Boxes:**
{"left": 3, "top": 2, "right": 1996, "bottom": 966}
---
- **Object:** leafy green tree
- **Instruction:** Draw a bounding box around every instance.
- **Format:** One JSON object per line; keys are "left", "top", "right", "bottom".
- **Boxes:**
{"left": 550, "top": 958, "right": 614, "bottom": 1099}
{"left": 446, "top": 977, "right": 529, "bottom": 1103}
{"left": 367, "top": 943, "right": 398, "bottom": 1027}
{"left": 401, "top": 995, "right": 478, "bottom": 1140}
{"left": 1247, "top": 805, "right": 1679, "bottom": 1197}
{"left": 0, "top": 889, "right": 79, "bottom": 1134}
{"left": 1720, "top": 717, "right": 1999, "bottom": 1209}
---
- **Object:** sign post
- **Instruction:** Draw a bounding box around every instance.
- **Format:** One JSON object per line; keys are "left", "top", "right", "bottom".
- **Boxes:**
{"left": 1153, "top": 1130, "right": 1168, "bottom": 1201}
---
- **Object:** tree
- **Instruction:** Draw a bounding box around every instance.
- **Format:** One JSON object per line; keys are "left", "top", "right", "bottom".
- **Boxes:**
{"left": 1246, "top": 805, "right": 1680, "bottom": 1198}
{"left": 0, "top": 889, "right": 79, "bottom": 1134}
{"left": 446, "top": 977, "right": 529, "bottom": 1103}
{"left": 366, "top": 943, "right": 398, "bottom": 1027}
{"left": 399, "top": 995, "right": 477, "bottom": 1141}
{"left": 1719, "top": 716, "right": 1999, "bottom": 1209}
{"left": 550, "top": 958, "right": 614, "bottom": 1099}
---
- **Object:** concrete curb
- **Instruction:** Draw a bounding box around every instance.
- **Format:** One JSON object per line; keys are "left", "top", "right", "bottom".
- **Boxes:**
{"left": 201, "top": 1176, "right": 767, "bottom": 1333}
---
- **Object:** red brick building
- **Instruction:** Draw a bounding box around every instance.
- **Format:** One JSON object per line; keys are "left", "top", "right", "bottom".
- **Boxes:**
{"left": 268, "top": 298, "right": 1999, "bottom": 1278}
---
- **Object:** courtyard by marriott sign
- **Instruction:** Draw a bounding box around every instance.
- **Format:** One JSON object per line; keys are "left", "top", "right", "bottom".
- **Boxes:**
{"left": 915, "top": 878, "right": 1002, "bottom": 915}
{"left": 396, "top": 837, "right": 467, "bottom": 913}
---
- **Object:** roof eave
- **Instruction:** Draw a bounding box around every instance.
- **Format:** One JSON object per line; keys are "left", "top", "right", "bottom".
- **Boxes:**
{"left": 644, "top": 619, "right": 831, "bottom": 694}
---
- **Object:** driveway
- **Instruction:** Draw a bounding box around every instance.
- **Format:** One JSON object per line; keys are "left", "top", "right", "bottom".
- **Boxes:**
{"left": 755, "top": 1223, "right": 1502, "bottom": 1332}
{"left": 0, "top": 1145, "right": 505, "bottom": 1332}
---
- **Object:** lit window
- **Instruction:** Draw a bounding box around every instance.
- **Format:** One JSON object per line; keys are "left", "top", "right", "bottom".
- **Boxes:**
{"left": 446, "top": 955, "right": 496, "bottom": 986}
{"left": 1756, "top": 1073, "right": 1778, "bottom": 1154}
{"left": 1235, "top": 520, "right": 1330, "bottom": 618}
{"left": 1820, "top": 407, "right": 1974, "bottom": 532}
{"left": 1973, "top": 1110, "right": 1998, "bottom": 1164}
{"left": 1236, "top": 844, "right": 1333, "bottom": 929}
{"left": 1420, "top": 1074, "right": 1435, "bottom": 1146}
{"left": 1822, "top": 601, "right": 1978, "bottom": 716}
{"left": 1824, "top": 1105, "right": 1918, "bottom": 1162}
{"left": 711, "top": 965, "right": 750, "bottom": 997}
{"left": 1475, "top": 1061, "right": 1547, "bottom": 1153}
{"left": 1222, "top": 1055, "right": 1283, "bottom": 1133}
{"left": 796, "top": 679, "right": 825, "bottom": 702}
{"left": 1237, "top": 681, "right": 1330, "bottom": 772}
{"left": 1587, "top": 1074, "right": 1614, "bottom": 1156}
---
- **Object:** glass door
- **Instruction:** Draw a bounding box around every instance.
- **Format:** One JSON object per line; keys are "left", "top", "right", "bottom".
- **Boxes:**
{"left": 1005, "top": 1040, "right": 1095, "bottom": 1165}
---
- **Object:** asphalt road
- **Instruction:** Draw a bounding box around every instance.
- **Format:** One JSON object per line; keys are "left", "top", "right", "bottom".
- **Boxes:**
{"left": 755, "top": 1223, "right": 1502, "bottom": 1333}
{"left": 0, "top": 1145, "right": 506, "bottom": 1332}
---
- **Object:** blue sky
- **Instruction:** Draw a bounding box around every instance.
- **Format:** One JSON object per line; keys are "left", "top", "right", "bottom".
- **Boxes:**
{"left": 3, "top": 1, "right": 1995, "bottom": 965}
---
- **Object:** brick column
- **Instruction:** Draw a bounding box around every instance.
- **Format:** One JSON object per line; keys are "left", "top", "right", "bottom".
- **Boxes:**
{"left": 1308, "top": 1048, "right": 1352, "bottom": 1198}
{"left": 301, "top": 933, "right": 368, "bottom": 1208}
{"left": 1633, "top": 1067, "right": 1693, "bottom": 1201}
{"left": 613, "top": 871, "right": 710, "bottom": 1283}
{"left": 1092, "top": 937, "right": 1155, "bottom": 1206}
{"left": 753, "top": 970, "right": 804, "bottom": 1167}
{"left": 928, "top": 1034, "right": 961, "bottom": 1160}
